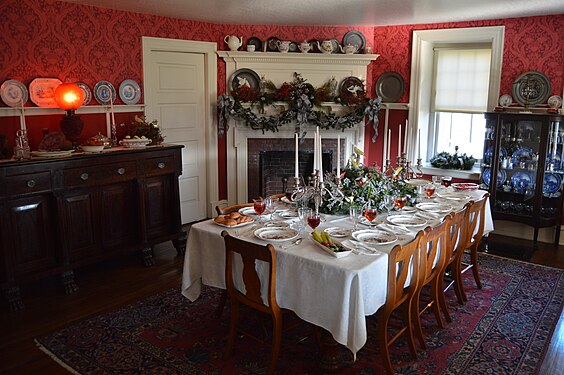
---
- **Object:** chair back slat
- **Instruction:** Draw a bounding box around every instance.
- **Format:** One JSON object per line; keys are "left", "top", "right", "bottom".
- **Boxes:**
{"left": 419, "top": 216, "right": 451, "bottom": 286}
{"left": 447, "top": 203, "right": 472, "bottom": 262}
{"left": 387, "top": 231, "right": 423, "bottom": 308}
{"left": 465, "top": 193, "right": 489, "bottom": 248}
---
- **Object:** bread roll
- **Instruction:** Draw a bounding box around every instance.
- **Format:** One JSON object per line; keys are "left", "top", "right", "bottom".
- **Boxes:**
{"left": 214, "top": 216, "right": 226, "bottom": 224}
{"left": 229, "top": 212, "right": 241, "bottom": 219}
{"left": 224, "top": 219, "right": 237, "bottom": 226}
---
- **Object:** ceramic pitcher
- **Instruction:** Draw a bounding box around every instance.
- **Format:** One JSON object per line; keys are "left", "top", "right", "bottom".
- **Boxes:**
{"left": 277, "top": 40, "right": 291, "bottom": 53}
{"left": 224, "top": 35, "right": 243, "bottom": 51}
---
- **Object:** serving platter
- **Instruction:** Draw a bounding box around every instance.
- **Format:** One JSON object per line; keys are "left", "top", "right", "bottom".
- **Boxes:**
{"left": 1, "top": 79, "right": 28, "bottom": 107}
{"left": 375, "top": 72, "right": 404, "bottom": 103}
{"left": 313, "top": 240, "right": 352, "bottom": 258}
{"left": 214, "top": 219, "right": 254, "bottom": 228}
{"left": 29, "top": 78, "right": 62, "bottom": 107}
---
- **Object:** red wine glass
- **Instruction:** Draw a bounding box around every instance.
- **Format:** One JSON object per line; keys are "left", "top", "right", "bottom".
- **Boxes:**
{"left": 363, "top": 203, "right": 378, "bottom": 225}
{"left": 394, "top": 195, "right": 408, "bottom": 211}
{"left": 424, "top": 184, "right": 435, "bottom": 199}
{"left": 253, "top": 198, "right": 266, "bottom": 221}
{"left": 307, "top": 214, "right": 321, "bottom": 230}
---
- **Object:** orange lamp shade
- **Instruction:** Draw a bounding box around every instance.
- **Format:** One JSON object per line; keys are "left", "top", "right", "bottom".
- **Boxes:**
{"left": 54, "top": 83, "right": 85, "bottom": 111}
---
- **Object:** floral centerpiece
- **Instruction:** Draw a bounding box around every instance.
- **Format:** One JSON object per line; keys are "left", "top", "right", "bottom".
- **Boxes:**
{"left": 430, "top": 146, "right": 476, "bottom": 170}
{"left": 121, "top": 115, "right": 164, "bottom": 145}
{"left": 318, "top": 150, "right": 417, "bottom": 214}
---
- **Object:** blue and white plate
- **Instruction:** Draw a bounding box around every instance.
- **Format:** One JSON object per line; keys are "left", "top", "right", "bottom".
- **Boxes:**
{"left": 546, "top": 152, "right": 561, "bottom": 170}
{"left": 511, "top": 147, "right": 533, "bottom": 167}
{"left": 543, "top": 173, "right": 562, "bottom": 194}
{"left": 511, "top": 172, "right": 533, "bottom": 193}
{"left": 484, "top": 146, "right": 507, "bottom": 164}
{"left": 76, "top": 82, "right": 92, "bottom": 106}
{"left": 482, "top": 168, "right": 506, "bottom": 187}
{"left": 118, "top": 79, "right": 141, "bottom": 105}
{"left": 94, "top": 80, "right": 116, "bottom": 105}
{"left": 0, "top": 79, "right": 28, "bottom": 107}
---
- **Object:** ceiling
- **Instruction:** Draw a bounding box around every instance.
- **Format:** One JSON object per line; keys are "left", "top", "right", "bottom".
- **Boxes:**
{"left": 63, "top": 0, "right": 564, "bottom": 26}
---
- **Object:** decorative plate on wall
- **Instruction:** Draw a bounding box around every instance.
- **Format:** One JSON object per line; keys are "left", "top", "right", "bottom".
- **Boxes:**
{"left": 342, "top": 30, "right": 366, "bottom": 53}
{"left": 119, "top": 79, "right": 141, "bottom": 105}
{"left": 228, "top": 68, "right": 260, "bottom": 93}
{"left": 0, "top": 79, "right": 28, "bottom": 107}
{"left": 94, "top": 80, "right": 116, "bottom": 105}
{"left": 76, "top": 82, "right": 92, "bottom": 106}
{"left": 339, "top": 76, "right": 365, "bottom": 98}
{"left": 375, "top": 72, "right": 404, "bottom": 102}
{"left": 29, "top": 78, "right": 62, "bottom": 107}
{"left": 512, "top": 71, "right": 551, "bottom": 106}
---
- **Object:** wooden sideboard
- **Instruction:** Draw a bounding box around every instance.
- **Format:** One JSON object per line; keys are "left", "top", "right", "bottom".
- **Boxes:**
{"left": 0, "top": 145, "right": 186, "bottom": 311}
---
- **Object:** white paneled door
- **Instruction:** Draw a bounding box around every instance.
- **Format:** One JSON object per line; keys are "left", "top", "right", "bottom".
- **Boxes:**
{"left": 145, "top": 50, "right": 206, "bottom": 223}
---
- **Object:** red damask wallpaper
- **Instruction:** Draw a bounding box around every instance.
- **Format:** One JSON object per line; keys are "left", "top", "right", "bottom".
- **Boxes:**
{"left": 0, "top": 0, "right": 562, "bottom": 200}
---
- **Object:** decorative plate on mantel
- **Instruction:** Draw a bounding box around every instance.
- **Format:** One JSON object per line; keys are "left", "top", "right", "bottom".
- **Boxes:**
{"left": 512, "top": 71, "right": 551, "bottom": 106}
{"left": 228, "top": 68, "right": 261, "bottom": 93}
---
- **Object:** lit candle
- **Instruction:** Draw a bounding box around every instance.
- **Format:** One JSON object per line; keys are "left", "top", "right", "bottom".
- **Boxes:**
{"left": 20, "top": 99, "right": 26, "bottom": 131}
{"left": 336, "top": 135, "right": 340, "bottom": 177}
{"left": 418, "top": 128, "right": 421, "bottom": 159}
{"left": 398, "top": 124, "right": 402, "bottom": 157}
{"left": 294, "top": 133, "right": 299, "bottom": 179}
{"left": 110, "top": 96, "right": 116, "bottom": 127}
{"left": 313, "top": 127, "right": 318, "bottom": 176}
{"left": 318, "top": 128, "right": 323, "bottom": 183}
{"left": 387, "top": 129, "right": 391, "bottom": 161}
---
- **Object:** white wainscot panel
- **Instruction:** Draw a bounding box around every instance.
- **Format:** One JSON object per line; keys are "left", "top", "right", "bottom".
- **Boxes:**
{"left": 179, "top": 176, "right": 199, "bottom": 202}
{"left": 158, "top": 65, "right": 197, "bottom": 89}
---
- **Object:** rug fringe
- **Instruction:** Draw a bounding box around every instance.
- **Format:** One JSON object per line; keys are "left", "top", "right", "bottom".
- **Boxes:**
{"left": 35, "top": 339, "right": 81, "bottom": 375}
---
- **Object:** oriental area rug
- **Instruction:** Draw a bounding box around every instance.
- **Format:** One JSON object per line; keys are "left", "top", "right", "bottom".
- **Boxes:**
{"left": 36, "top": 253, "right": 563, "bottom": 374}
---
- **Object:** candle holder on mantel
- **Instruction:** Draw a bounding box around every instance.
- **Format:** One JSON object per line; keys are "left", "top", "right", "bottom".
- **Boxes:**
{"left": 384, "top": 152, "right": 423, "bottom": 180}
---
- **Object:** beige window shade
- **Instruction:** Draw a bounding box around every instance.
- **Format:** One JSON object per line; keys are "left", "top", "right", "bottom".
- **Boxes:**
{"left": 433, "top": 48, "right": 492, "bottom": 113}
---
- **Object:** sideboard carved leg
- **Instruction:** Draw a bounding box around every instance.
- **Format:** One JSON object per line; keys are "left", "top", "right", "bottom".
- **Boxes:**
{"left": 3, "top": 285, "right": 24, "bottom": 312}
{"left": 172, "top": 231, "right": 187, "bottom": 256}
{"left": 141, "top": 246, "right": 155, "bottom": 267}
{"left": 61, "top": 270, "right": 78, "bottom": 294}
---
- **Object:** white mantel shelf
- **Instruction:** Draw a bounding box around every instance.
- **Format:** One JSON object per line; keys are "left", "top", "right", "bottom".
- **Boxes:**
{"left": 0, "top": 104, "right": 145, "bottom": 117}
{"left": 217, "top": 51, "right": 379, "bottom": 66}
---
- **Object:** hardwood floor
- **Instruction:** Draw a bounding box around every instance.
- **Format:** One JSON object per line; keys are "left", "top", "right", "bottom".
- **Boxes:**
{"left": 0, "top": 229, "right": 562, "bottom": 374}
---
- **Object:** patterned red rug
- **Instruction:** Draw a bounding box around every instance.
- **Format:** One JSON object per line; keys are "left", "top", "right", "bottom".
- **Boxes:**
{"left": 36, "top": 253, "right": 563, "bottom": 374}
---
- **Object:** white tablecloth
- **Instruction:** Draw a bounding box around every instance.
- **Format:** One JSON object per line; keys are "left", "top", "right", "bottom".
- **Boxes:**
{"left": 181, "top": 189, "right": 493, "bottom": 356}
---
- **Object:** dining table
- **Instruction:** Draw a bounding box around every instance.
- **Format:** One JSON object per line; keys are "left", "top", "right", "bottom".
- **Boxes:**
{"left": 181, "top": 187, "right": 494, "bottom": 367}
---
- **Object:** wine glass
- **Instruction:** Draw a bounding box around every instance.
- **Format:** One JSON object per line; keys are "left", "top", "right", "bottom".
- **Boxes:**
{"left": 307, "top": 213, "right": 321, "bottom": 230}
{"left": 363, "top": 202, "right": 378, "bottom": 226}
{"left": 394, "top": 195, "right": 408, "bottom": 212}
{"left": 253, "top": 198, "right": 267, "bottom": 221}
{"left": 298, "top": 207, "right": 312, "bottom": 233}
{"left": 383, "top": 194, "right": 396, "bottom": 216}
{"left": 441, "top": 176, "right": 452, "bottom": 188}
{"left": 349, "top": 206, "right": 360, "bottom": 231}
{"left": 424, "top": 183, "right": 436, "bottom": 199}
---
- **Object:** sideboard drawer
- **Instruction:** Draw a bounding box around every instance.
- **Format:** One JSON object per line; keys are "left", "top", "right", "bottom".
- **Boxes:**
{"left": 63, "top": 161, "right": 137, "bottom": 187}
{"left": 143, "top": 155, "right": 175, "bottom": 176}
{"left": 5, "top": 172, "right": 52, "bottom": 196}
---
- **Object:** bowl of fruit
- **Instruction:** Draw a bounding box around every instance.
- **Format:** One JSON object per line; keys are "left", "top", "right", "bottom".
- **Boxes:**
{"left": 311, "top": 229, "right": 352, "bottom": 258}
{"left": 119, "top": 136, "right": 151, "bottom": 149}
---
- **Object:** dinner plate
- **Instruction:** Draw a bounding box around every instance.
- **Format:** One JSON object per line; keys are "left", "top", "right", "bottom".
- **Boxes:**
{"left": 352, "top": 229, "right": 397, "bottom": 246}
{"left": 324, "top": 227, "right": 350, "bottom": 238}
{"left": 238, "top": 207, "right": 257, "bottom": 216}
{"left": 484, "top": 146, "right": 507, "bottom": 164}
{"left": 482, "top": 168, "right": 506, "bottom": 187}
{"left": 499, "top": 94, "right": 513, "bottom": 107}
{"left": 76, "top": 82, "right": 92, "bottom": 106}
{"left": 375, "top": 72, "right": 404, "bottom": 103}
{"left": 543, "top": 173, "right": 562, "bottom": 194}
{"left": 342, "top": 30, "right": 366, "bottom": 53}
{"left": 452, "top": 182, "right": 479, "bottom": 191}
{"left": 511, "top": 147, "right": 533, "bottom": 167}
{"left": 415, "top": 202, "right": 452, "bottom": 213}
{"left": 1, "top": 79, "right": 28, "bottom": 107}
{"left": 376, "top": 223, "right": 411, "bottom": 235}
{"left": 386, "top": 215, "right": 427, "bottom": 227}
{"left": 214, "top": 219, "right": 254, "bottom": 229}
{"left": 342, "top": 240, "right": 380, "bottom": 256}
{"left": 262, "top": 221, "right": 290, "bottom": 228}
{"left": 339, "top": 76, "right": 365, "bottom": 99}
{"left": 512, "top": 71, "right": 551, "bottom": 106}
{"left": 229, "top": 68, "right": 261, "bottom": 93}
{"left": 29, "top": 78, "right": 62, "bottom": 107}
{"left": 246, "top": 36, "right": 263, "bottom": 51}
{"left": 313, "top": 240, "right": 352, "bottom": 258}
{"left": 94, "top": 80, "right": 116, "bottom": 105}
{"left": 436, "top": 191, "right": 473, "bottom": 201}
{"left": 31, "top": 150, "right": 74, "bottom": 158}
{"left": 276, "top": 209, "right": 298, "bottom": 219}
{"left": 119, "top": 79, "right": 141, "bottom": 105}
{"left": 254, "top": 227, "right": 298, "bottom": 242}
{"left": 511, "top": 172, "right": 533, "bottom": 193}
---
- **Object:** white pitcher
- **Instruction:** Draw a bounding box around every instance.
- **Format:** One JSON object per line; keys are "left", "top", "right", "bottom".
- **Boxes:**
{"left": 224, "top": 35, "right": 243, "bottom": 51}
{"left": 298, "top": 41, "right": 311, "bottom": 53}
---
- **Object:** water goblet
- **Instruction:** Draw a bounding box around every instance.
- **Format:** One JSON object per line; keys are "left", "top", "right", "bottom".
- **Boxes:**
{"left": 383, "top": 194, "right": 396, "bottom": 216}
{"left": 394, "top": 195, "right": 408, "bottom": 211}
{"left": 349, "top": 206, "right": 360, "bottom": 231}
{"left": 363, "top": 202, "right": 378, "bottom": 226}
{"left": 441, "top": 176, "right": 452, "bottom": 188}
{"left": 298, "top": 207, "right": 312, "bottom": 233}
{"left": 432, "top": 175, "right": 441, "bottom": 186}
{"left": 424, "top": 183, "right": 436, "bottom": 199}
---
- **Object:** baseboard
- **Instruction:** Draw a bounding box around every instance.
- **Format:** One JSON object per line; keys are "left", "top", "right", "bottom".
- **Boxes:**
{"left": 491, "top": 220, "right": 563, "bottom": 245}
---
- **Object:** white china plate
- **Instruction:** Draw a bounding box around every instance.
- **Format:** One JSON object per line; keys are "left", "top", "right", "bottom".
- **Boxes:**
{"left": 1, "top": 79, "right": 28, "bottom": 107}
{"left": 359, "top": 217, "right": 379, "bottom": 226}
{"left": 548, "top": 95, "right": 562, "bottom": 109}
{"left": 436, "top": 192, "right": 472, "bottom": 201}
{"left": 214, "top": 220, "right": 254, "bottom": 228}
{"left": 313, "top": 240, "right": 352, "bottom": 258}
{"left": 262, "top": 221, "right": 290, "bottom": 228}
{"left": 94, "top": 80, "right": 117, "bottom": 105}
{"left": 119, "top": 79, "right": 141, "bottom": 105}
{"left": 76, "top": 82, "right": 92, "bottom": 106}
{"left": 352, "top": 229, "right": 397, "bottom": 246}
{"left": 276, "top": 210, "right": 298, "bottom": 218}
{"left": 323, "top": 227, "right": 350, "bottom": 238}
{"left": 386, "top": 215, "right": 427, "bottom": 227}
{"left": 29, "top": 78, "right": 62, "bottom": 107}
{"left": 415, "top": 202, "right": 452, "bottom": 213}
{"left": 238, "top": 207, "right": 257, "bottom": 216}
{"left": 499, "top": 94, "right": 513, "bottom": 107}
{"left": 254, "top": 227, "right": 298, "bottom": 242}
{"left": 31, "top": 150, "right": 73, "bottom": 158}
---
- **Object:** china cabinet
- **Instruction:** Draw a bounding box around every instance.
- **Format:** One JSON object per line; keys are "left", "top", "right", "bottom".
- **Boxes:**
{"left": 0, "top": 145, "right": 186, "bottom": 311}
{"left": 482, "top": 112, "right": 563, "bottom": 244}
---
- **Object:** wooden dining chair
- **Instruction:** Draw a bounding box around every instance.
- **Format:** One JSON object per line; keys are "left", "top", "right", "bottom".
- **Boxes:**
{"left": 221, "top": 230, "right": 282, "bottom": 375}
{"left": 412, "top": 215, "right": 451, "bottom": 350}
{"left": 375, "top": 231, "right": 424, "bottom": 375}
{"left": 442, "top": 202, "right": 473, "bottom": 307}
{"left": 215, "top": 202, "right": 254, "bottom": 216}
{"left": 458, "top": 192, "right": 490, "bottom": 302}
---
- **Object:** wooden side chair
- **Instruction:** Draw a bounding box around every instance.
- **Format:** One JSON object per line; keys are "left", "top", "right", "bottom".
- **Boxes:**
{"left": 459, "top": 192, "right": 490, "bottom": 302}
{"left": 221, "top": 230, "right": 282, "bottom": 375}
{"left": 375, "top": 231, "right": 424, "bottom": 375}
{"left": 215, "top": 203, "right": 253, "bottom": 216}
{"left": 412, "top": 215, "right": 451, "bottom": 350}
{"left": 442, "top": 202, "right": 473, "bottom": 306}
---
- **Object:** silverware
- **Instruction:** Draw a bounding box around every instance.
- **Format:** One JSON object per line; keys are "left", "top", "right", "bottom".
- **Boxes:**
{"left": 281, "top": 237, "right": 303, "bottom": 249}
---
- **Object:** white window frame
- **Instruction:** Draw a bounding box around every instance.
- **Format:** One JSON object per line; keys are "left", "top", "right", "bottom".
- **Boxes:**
{"left": 408, "top": 26, "right": 504, "bottom": 179}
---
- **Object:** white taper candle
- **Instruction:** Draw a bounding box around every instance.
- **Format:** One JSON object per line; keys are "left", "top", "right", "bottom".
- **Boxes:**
{"left": 336, "top": 135, "right": 340, "bottom": 177}
{"left": 294, "top": 133, "right": 299, "bottom": 179}
{"left": 398, "top": 124, "right": 402, "bottom": 157}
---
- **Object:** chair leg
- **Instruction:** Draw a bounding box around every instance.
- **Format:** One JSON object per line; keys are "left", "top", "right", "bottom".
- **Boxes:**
{"left": 377, "top": 314, "right": 394, "bottom": 375}
{"left": 216, "top": 290, "right": 227, "bottom": 318}
{"left": 403, "top": 302, "right": 418, "bottom": 359}
{"left": 430, "top": 279, "right": 444, "bottom": 329}
{"left": 224, "top": 300, "right": 240, "bottom": 359}
{"left": 437, "top": 274, "right": 452, "bottom": 323}
{"left": 470, "top": 245, "right": 482, "bottom": 289}
{"left": 411, "top": 292, "right": 426, "bottom": 350}
{"left": 451, "top": 260, "right": 466, "bottom": 305}
{"left": 267, "top": 311, "right": 282, "bottom": 375}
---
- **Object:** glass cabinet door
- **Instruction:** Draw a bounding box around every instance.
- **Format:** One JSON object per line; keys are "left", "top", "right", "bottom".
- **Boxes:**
{"left": 542, "top": 118, "right": 563, "bottom": 218}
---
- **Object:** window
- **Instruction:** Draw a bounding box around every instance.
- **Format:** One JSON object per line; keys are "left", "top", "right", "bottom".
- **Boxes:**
{"left": 431, "top": 47, "right": 492, "bottom": 160}
{"left": 409, "top": 26, "right": 504, "bottom": 172}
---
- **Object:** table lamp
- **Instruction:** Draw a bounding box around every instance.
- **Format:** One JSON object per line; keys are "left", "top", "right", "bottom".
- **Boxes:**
{"left": 54, "top": 82, "right": 85, "bottom": 149}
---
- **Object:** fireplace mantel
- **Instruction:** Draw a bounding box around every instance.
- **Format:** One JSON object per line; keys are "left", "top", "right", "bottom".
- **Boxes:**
{"left": 218, "top": 51, "right": 379, "bottom": 205}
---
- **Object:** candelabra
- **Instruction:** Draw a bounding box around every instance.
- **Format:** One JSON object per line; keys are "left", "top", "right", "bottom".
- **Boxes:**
{"left": 384, "top": 152, "right": 423, "bottom": 180}
{"left": 290, "top": 170, "right": 343, "bottom": 214}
